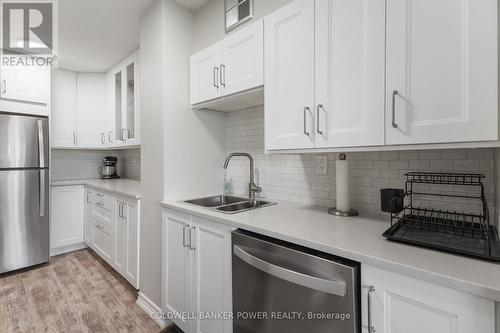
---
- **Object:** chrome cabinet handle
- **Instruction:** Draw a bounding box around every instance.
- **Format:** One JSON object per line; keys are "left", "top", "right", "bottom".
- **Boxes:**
{"left": 118, "top": 203, "right": 122, "bottom": 218}
{"left": 303, "top": 106, "right": 311, "bottom": 136}
{"left": 233, "top": 245, "right": 347, "bottom": 297}
{"left": 213, "top": 67, "right": 219, "bottom": 89}
{"left": 2, "top": 79, "right": 6, "bottom": 95}
{"left": 73, "top": 132, "right": 77, "bottom": 144}
{"left": 368, "top": 286, "right": 376, "bottom": 333}
{"left": 87, "top": 192, "right": 91, "bottom": 204}
{"left": 316, "top": 104, "right": 324, "bottom": 135}
{"left": 108, "top": 131, "right": 113, "bottom": 143}
{"left": 121, "top": 129, "right": 128, "bottom": 141}
{"left": 100, "top": 133, "right": 105, "bottom": 144}
{"left": 121, "top": 203, "right": 126, "bottom": 219}
{"left": 189, "top": 227, "right": 196, "bottom": 250}
{"left": 392, "top": 90, "right": 399, "bottom": 128}
{"left": 182, "top": 225, "right": 189, "bottom": 248}
{"left": 220, "top": 64, "right": 226, "bottom": 87}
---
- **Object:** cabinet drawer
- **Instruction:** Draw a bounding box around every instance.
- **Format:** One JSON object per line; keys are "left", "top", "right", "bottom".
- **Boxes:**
{"left": 92, "top": 191, "right": 113, "bottom": 227}
{"left": 93, "top": 220, "right": 113, "bottom": 263}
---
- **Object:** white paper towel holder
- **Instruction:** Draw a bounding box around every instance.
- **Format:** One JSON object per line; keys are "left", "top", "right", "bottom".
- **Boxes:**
{"left": 328, "top": 153, "right": 359, "bottom": 217}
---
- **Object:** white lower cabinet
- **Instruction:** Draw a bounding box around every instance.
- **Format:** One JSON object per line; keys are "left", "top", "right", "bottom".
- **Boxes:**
{"left": 82, "top": 187, "right": 140, "bottom": 289}
{"left": 114, "top": 199, "right": 139, "bottom": 287}
{"left": 92, "top": 219, "right": 114, "bottom": 263}
{"left": 163, "top": 208, "right": 233, "bottom": 333}
{"left": 362, "top": 265, "right": 495, "bottom": 333}
{"left": 50, "top": 186, "right": 84, "bottom": 253}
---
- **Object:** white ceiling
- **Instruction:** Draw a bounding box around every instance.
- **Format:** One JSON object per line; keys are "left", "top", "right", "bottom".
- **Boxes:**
{"left": 58, "top": 0, "right": 157, "bottom": 72}
{"left": 58, "top": 0, "right": 210, "bottom": 72}
{"left": 175, "top": 0, "right": 209, "bottom": 10}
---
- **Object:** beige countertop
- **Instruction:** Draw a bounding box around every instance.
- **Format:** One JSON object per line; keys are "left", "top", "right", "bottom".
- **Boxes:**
{"left": 162, "top": 198, "right": 500, "bottom": 302}
{"left": 51, "top": 179, "right": 141, "bottom": 199}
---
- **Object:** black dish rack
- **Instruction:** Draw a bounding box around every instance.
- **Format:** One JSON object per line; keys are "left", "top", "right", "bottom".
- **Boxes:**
{"left": 383, "top": 172, "right": 500, "bottom": 262}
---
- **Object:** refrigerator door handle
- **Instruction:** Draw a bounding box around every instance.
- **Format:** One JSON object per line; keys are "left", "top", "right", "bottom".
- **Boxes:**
{"left": 39, "top": 170, "right": 45, "bottom": 217}
{"left": 37, "top": 120, "right": 45, "bottom": 168}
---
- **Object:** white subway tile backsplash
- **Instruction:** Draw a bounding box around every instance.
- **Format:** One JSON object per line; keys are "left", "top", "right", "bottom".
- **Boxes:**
{"left": 51, "top": 148, "right": 141, "bottom": 181}
{"left": 225, "top": 106, "right": 495, "bottom": 216}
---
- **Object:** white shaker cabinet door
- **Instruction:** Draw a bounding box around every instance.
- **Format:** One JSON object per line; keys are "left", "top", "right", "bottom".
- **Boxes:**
{"left": 190, "top": 44, "right": 222, "bottom": 105}
{"left": 220, "top": 20, "right": 263, "bottom": 97}
{"left": 264, "top": 0, "right": 315, "bottom": 150}
{"left": 314, "top": 0, "right": 385, "bottom": 148}
{"left": 50, "top": 186, "right": 84, "bottom": 249}
{"left": 76, "top": 73, "right": 107, "bottom": 147}
{"left": 164, "top": 210, "right": 194, "bottom": 333}
{"left": 386, "top": 0, "right": 498, "bottom": 145}
{"left": 192, "top": 218, "right": 233, "bottom": 333}
{"left": 1, "top": 60, "right": 48, "bottom": 104}
{"left": 51, "top": 69, "right": 77, "bottom": 148}
{"left": 362, "top": 265, "right": 495, "bottom": 333}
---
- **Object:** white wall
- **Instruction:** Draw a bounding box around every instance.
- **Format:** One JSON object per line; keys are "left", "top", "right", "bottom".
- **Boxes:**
{"left": 193, "top": 0, "right": 292, "bottom": 52}
{"left": 139, "top": 0, "right": 166, "bottom": 307}
{"left": 163, "top": 1, "right": 226, "bottom": 201}
{"left": 139, "top": 0, "right": 226, "bottom": 308}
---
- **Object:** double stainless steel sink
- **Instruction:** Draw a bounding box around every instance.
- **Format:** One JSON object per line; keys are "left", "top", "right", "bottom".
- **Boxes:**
{"left": 184, "top": 195, "right": 276, "bottom": 214}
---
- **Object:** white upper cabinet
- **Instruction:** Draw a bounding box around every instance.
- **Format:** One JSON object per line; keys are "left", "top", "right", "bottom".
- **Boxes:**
{"left": 314, "top": 0, "right": 385, "bottom": 148}
{"left": 386, "top": 0, "right": 498, "bottom": 145}
{"left": 107, "top": 50, "right": 140, "bottom": 146}
{"left": 220, "top": 20, "right": 263, "bottom": 97}
{"left": 0, "top": 59, "right": 48, "bottom": 104}
{"left": 190, "top": 44, "right": 222, "bottom": 105}
{"left": 264, "top": 0, "right": 315, "bottom": 150}
{"left": 190, "top": 19, "right": 264, "bottom": 109}
{"left": 76, "top": 73, "right": 107, "bottom": 147}
{"left": 51, "top": 69, "right": 77, "bottom": 148}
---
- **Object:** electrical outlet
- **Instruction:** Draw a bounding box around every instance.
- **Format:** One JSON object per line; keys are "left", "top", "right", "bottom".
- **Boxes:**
{"left": 315, "top": 155, "right": 328, "bottom": 175}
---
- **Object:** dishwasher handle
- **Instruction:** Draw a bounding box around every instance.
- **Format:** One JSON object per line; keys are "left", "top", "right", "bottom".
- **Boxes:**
{"left": 233, "top": 245, "right": 347, "bottom": 297}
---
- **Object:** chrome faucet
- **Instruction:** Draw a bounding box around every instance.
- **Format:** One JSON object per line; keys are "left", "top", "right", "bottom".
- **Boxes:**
{"left": 223, "top": 152, "right": 262, "bottom": 200}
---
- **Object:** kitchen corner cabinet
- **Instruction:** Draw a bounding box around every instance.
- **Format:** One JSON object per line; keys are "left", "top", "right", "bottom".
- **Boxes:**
{"left": 265, "top": 0, "right": 385, "bottom": 150}
{"left": 362, "top": 265, "right": 495, "bottom": 333}
{"left": 51, "top": 50, "right": 140, "bottom": 149}
{"left": 106, "top": 50, "right": 140, "bottom": 146}
{"left": 385, "top": 0, "right": 498, "bottom": 145}
{"left": 190, "top": 19, "right": 263, "bottom": 109}
{"left": 51, "top": 186, "right": 84, "bottom": 251}
{"left": 163, "top": 208, "right": 233, "bottom": 333}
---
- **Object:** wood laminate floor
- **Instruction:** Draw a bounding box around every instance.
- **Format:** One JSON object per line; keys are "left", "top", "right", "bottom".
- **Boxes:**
{"left": 0, "top": 249, "right": 163, "bottom": 333}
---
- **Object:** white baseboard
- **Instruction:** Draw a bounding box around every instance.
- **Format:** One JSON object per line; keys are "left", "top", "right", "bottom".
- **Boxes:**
{"left": 50, "top": 242, "right": 88, "bottom": 257}
{"left": 136, "top": 292, "right": 171, "bottom": 329}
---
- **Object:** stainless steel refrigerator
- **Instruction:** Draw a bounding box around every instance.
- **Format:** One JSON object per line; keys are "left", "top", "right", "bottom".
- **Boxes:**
{"left": 0, "top": 113, "right": 49, "bottom": 274}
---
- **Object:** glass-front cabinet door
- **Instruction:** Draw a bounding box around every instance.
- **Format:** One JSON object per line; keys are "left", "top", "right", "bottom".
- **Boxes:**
{"left": 114, "top": 71, "right": 123, "bottom": 142}
{"left": 125, "top": 62, "right": 136, "bottom": 142}
{"left": 108, "top": 50, "right": 139, "bottom": 146}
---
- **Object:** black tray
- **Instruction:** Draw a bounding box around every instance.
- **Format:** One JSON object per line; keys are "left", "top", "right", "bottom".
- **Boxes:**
{"left": 383, "top": 216, "right": 500, "bottom": 262}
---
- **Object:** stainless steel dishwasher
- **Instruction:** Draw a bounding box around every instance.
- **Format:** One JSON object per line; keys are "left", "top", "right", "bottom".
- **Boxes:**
{"left": 232, "top": 230, "right": 360, "bottom": 333}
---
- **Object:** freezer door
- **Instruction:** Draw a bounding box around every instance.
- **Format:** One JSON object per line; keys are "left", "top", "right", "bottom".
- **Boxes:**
{"left": 0, "top": 169, "right": 49, "bottom": 273}
{"left": 0, "top": 113, "right": 49, "bottom": 169}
